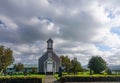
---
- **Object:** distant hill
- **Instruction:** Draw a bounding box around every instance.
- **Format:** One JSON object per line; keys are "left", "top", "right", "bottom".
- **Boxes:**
{"left": 82, "top": 65, "right": 120, "bottom": 70}
{"left": 108, "top": 65, "right": 120, "bottom": 70}
{"left": 82, "top": 65, "right": 89, "bottom": 70}
{"left": 8, "top": 64, "right": 38, "bottom": 68}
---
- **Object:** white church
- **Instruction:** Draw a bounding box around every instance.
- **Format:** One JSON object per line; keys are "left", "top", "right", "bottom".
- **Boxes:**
{"left": 38, "top": 38, "right": 61, "bottom": 74}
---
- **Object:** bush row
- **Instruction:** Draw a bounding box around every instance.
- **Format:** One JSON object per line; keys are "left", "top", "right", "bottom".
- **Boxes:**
{"left": 0, "top": 76, "right": 42, "bottom": 83}
{"left": 60, "top": 76, "right": 120, "bottom": 82}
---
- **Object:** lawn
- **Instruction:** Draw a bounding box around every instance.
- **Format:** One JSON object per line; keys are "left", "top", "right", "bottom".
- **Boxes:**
{"left": 55, "top": 72, "right": 120, "bottom": 82}
{"left": 54, "top": 71, "right": 120, "bottom": 80}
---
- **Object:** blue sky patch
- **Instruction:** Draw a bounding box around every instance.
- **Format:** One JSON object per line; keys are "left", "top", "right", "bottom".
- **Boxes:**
{"left": 105, "top": 8, "right": 115, "bottom": 19}
{"left": 96, "top": 44, "right": 111, "bottom": 51}
{"left": 110, "top": 27, "right": 120, "bottom": 35}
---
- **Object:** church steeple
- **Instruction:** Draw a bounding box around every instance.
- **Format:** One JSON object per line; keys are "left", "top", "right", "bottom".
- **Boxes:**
{"left": 47, "top": 38, "right": 53, "bottom": 51}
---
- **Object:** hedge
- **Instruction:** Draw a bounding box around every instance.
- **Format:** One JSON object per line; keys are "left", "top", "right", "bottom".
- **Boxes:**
{"left": 0, "top": 76, "right": 42, "bottom": 83}
{"left": 60, "top": 76, "right": 120, "bottom": 82}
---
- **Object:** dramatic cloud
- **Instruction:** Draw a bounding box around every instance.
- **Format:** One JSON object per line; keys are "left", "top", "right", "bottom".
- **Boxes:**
{"left": 0, "top": 0, "right": 120, "bottom": 65}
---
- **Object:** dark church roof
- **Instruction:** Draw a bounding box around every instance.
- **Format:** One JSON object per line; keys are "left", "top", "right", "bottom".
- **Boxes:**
{"left": 47, "top": 38, "right": 53, "bottom": 43}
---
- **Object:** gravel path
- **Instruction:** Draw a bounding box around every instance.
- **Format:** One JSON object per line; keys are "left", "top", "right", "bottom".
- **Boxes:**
{"left": 44, "top": 75, "right": 60, "bottom": 83}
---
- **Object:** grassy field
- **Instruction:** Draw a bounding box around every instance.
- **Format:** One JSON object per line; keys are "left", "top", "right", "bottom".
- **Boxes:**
{"left": 54, "top": 72, "right": 120, "bottom": 80}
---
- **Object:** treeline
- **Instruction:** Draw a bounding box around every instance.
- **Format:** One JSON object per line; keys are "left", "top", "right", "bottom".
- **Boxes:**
{"left": 13, "top": 63, "right": 37, "bottom": 74}
{"left": 60, "top": 55, "right": 112, "bottom": 75}
{"left": 60, "top": 55, "right": 83, "bottom": 74}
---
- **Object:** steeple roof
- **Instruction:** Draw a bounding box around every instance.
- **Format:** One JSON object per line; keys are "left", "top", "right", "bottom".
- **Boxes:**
{"left": 47, "top": 38, "right": 53, "bottom": 43}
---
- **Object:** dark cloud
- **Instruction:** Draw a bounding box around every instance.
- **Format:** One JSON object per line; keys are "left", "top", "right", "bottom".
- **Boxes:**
{"left": 0, "top": 0, "right": 101, "bottom": 44}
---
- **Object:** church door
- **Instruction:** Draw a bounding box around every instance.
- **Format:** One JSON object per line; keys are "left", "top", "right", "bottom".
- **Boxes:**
{"left": 47, "top": 60, "right": 53, "bottom": 72}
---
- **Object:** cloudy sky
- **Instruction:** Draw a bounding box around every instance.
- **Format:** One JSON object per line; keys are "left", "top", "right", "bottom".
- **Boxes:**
{"left": 0, "top": 0, "right": 120, "bottom": 65}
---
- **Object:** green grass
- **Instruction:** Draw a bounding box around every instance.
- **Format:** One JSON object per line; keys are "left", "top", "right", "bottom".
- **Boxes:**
{"left": 54, "top": 72, "right": 120, "bottom": 79}
{"left": 54, "top": 74, "right": 60, "bottom": 80}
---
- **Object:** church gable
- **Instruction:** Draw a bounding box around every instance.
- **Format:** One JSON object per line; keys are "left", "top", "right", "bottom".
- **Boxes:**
{"left": 39, "top": 52, "right": 60, "bottom": 64}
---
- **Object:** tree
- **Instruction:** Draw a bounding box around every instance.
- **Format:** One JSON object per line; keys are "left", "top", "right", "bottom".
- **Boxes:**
{"left": 14, "top": 63, "right": 24, "bottom": 72}
{"left": 60, "top": 55, "right": 71, "bottom": 72}
{"left": 88, "top": 56, "right": 107, "bottom": 74}
{"left": 31, "top": 67, "right": 37, "bottom": 74}
{"left": 106, "top": 67, "right": 112, "bottom": 75}
{"left": 0, "top": 45, "right": 14, "bottom": 74}
{"left": 71, "top": 57, "right": 83, "bottom": 74}
{"left": 60, "top": 55, "right": 83, "bottom": 74}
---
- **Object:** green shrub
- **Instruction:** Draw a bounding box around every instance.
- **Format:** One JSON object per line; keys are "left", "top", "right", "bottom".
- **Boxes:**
{"left": 61, "top": 76, "right": 120, "bottom": 82}
{"left": 0, "top": 76, "right": 42, "bottom": 83}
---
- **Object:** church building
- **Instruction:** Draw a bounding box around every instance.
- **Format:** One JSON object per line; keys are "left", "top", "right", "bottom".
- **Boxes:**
{"left": 38, "top": 38, "right": 61, "bottom": 74}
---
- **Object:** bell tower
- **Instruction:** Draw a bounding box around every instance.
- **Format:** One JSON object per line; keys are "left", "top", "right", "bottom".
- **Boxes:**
{"left": 47, "top": 38, "right": 53, "bottom": 51}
